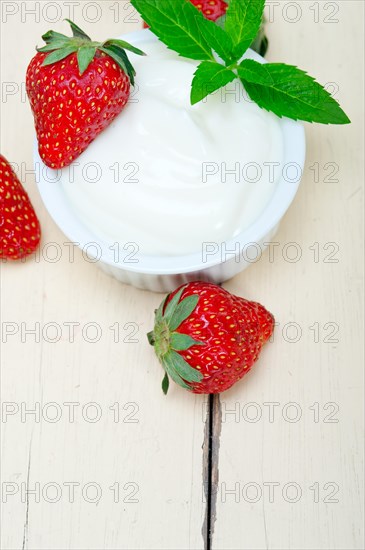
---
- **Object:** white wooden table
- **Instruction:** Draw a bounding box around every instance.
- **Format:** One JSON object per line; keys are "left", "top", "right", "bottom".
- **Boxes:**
{"left": 1, "top": 1, "right": 364, "bottom": 549}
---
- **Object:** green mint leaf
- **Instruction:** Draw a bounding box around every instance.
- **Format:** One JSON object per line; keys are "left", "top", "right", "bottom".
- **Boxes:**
{"left": 161, "top": 372, "right": 169, "bottom": 394}
{"left": 217, "top": 12, "right": 269, "bottom": 57}
{"left": 216, "top": 13, "right": 227, "bottom": 30}
{"left": 249, "top": 15, "right": 269, "bottom": 57}
{"left": 163, "top": 357, "right": 191, "bottom": 390}
{"left": 77, "top": 46, "right": 96, "bottom": 74}
{"left": 225, "top": 0, "right": 265, "bottom": 59}
{"left": 65, "top": 19, "right": 91, "bottom": 41}
{"left": 170, "top": 333, "right": 204, "bottom": 351}
{"left": 42, "top": 45, "right": 78, "bottom": 66}
{"left": 238, "top": 59, "right": 350, "bottom": 124}
{"left": 168, "top": 351, "right": 203, "bottom": 383}
{"left": 130, "top": 0, "right": 214, "bottom": 61}
{"left": 169, "top": 295, "right": 199, "bottom": 331}
{"left": 103, "top": 39, "right": 146, "bottom": 57}
{"left": 199, "top": 18, "right": 234, "bottom": 64}
{"left": 191, "top": 61, "right": 236, "bottom": 105}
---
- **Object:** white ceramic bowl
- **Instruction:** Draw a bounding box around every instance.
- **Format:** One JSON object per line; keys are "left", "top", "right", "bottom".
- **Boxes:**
{"left": 34, "top": 30, "right": 306, "bottom": 293}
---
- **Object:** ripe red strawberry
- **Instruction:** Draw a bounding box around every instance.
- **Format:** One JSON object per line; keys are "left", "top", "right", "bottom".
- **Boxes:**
{"left": 26, "top": 20, "right": 145, "bottom": 169}
{"left": 147, "top": 282, "right": 274, "bottom": 394}
{"left": 190, "top": 0, "right": 228, "bottom": 21}
{"left": 142, "top": 0, "right": 228, "bottom": 27}
{"left": 0, "top": 155, "right": 41, "bottom": 260}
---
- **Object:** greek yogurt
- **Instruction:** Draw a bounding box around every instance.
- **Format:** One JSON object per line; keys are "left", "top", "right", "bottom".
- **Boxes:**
{"left": 60, "top": 37, "right": 284, "bottom": 256}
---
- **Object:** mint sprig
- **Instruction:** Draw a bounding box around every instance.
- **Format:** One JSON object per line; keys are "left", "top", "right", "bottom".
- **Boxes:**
{"left": 131, "top": 0, "right": 350, "bottom": 124}
{"left": 238, "top": 60, "right": 349, "bottom": 124}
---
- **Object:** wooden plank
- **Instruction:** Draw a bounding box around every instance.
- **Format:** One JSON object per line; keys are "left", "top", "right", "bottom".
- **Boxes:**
{"left": 1, "top": 255, "right": 206, "bottom": 549}
{"left": 213, "top": 2, "right": 364, "bottom": 549}
{"left": 0, "top": 3, "right": 206, "bottom": 549}
{"left": 1, "top": 1, "right": 364, "bottom": 549}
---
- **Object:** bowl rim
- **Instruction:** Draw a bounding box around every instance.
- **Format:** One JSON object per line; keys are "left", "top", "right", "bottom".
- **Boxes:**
{"left": 35, "top": 29, "right": 306, "bottom": 275}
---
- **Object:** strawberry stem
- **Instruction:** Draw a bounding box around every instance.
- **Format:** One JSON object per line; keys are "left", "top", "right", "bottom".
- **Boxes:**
{"left": 37, "top": 19, "right": 145, "bottom": 84}
{"left": 147, "top": 291, "right": 204, "bottom": 393}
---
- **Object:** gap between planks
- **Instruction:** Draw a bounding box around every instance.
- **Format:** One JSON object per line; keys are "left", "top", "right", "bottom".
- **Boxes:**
{"left": 202, "top": 394, "right": 222, "bottom": 550}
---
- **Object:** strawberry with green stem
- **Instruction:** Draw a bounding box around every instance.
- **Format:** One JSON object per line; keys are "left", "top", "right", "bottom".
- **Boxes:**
{"left": 148, "top": 282, "right": 274, "bottom": 394}
{"left": 26, "top": 20, "right": 145, "bottom": 169}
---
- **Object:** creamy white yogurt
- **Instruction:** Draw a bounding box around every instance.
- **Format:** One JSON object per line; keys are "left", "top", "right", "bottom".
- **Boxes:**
{"left": 61, "top": 38, "right": 284, "bottom": 256}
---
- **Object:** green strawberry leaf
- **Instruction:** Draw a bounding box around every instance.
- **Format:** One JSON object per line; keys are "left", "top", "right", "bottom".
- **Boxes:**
{"left": 167, "top": 350, "right": 203, "bottom": 383}
{"left": 170, "top": 332, "right": 204, "bottom": 351}
{"left": 130, "top": 0, "right": 214, "bottom": 61}
{"left": 37, "top": 41, "right": 73, "bottom": 53}
{"left": 163, "top": 357, "right": 191, "bottom": 390}
{"left": 238, "top": 59, "right": 351, "bottom": 124}
{"left": 169, "top": 295, "right": 199, "bottom": 331}
{"left": 99, "top": 45, "right": 136, "bottom": 85}
{"left": 42, "top": 45, "right": 79, "bottom": 66}
{"left": 37, "top": 19, "right": 140, "bottom": 92}
{"left": 155, "top": 296, "right": 168, "bottom": 324}
{"left": 103, "top": 39, "right": 146, "bottom": 57}
{"left": 99, "top": 46, "right": 128, "bottom": 77}
{"left": 117, "top": 47, "right": 137, "bottom": 81}
{"left": 191, "top": 61, "right": 236, "bottom": 105}
{"left": 77, "top": 46, "right": 97, "bottom": 74}
{"left": 161, "top": 372, "right": 170, "bottom": 394}
{"left": 147, "top": 330, "right": 155, "bottom": 345}
{"left": 225, "top": 0, "right": 265, "bottom": 59}
{"left": 163, "top": 287, "right": 185, "bottom": 324}
{"left": 42, "top": 30, "right": 69, "bottom": 44}
{"left": 65, "top": 18, "right": 91, "bottom": 41}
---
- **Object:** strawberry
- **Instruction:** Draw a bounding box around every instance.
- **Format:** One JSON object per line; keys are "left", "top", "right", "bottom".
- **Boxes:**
{"left": 190, "top": 0, "right": 228, "bottom": 21}
{"left": 142, "top": 0, "right": 228, "bottom": 27}
{"left": 147, "top": 282, "right": 274, "bottom": 394}
{"left": 0, "top": 155, "right": 41, "bottom": 260}
{"left": 26, "top": 20, "right": 145, "bottom": 169}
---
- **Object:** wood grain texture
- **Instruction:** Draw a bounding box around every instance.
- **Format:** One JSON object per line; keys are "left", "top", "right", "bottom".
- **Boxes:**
{"left": 0, "top": 1, "right": 364, "bottom": 550}
{"left": 214, "top": 2, "right": 364, "bottom": 549}
{"left": 0, "top": 3, "right": 205, "bottom": 549}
